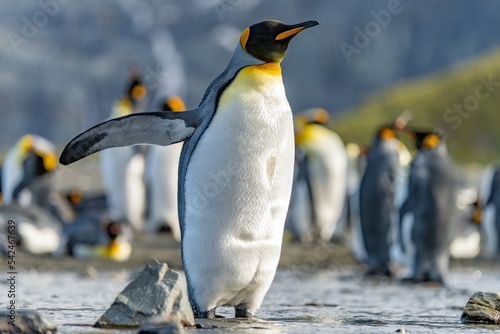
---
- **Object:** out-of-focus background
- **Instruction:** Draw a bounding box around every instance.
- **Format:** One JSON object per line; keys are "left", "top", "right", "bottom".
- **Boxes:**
{"left": 1, "top": 0, "right": 499, "bottom": 162}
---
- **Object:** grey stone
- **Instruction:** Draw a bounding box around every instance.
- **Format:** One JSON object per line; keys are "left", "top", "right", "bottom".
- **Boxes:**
{"left": 0, "top": 309, "right": 57, "bottom": 334}
{"left": 461, "top": 291, "right": 500, "bottom": 324}
{"left": 95, "top": 259, "right": 194, "bottom": 328}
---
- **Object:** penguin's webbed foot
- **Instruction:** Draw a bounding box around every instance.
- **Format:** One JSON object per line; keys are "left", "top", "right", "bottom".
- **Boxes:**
{"left": 235, "top": 304, "right": 253, "bottom": 318}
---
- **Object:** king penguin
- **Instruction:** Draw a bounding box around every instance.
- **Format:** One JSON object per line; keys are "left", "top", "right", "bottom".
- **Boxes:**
{"left": 474, "top": 165, "right": 500, "bottom": 258}
{"left": 145, "top": 96, "right": 186, "bottom": 240}
{"left": 288, "top": 108, "right": 348, "bottom": 242}
{"left": 99, "top": 67, "right": 148, "bottom": 231}
{"left": 1, "top": 134, "right": 57, "bottom": 206}
{"left": 403, "top": 131, "right": 459, "bottom": 283}
{"left": 59, "top": 20, "right": 319, "bottom": 318}
{"left": 359, "top": 125, "right": 403, "bottom": 276}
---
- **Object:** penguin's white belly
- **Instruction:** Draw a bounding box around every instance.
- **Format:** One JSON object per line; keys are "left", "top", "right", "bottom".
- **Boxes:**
{"left": 183, "top": 64, "right": 294, "bottom": 311}
{"left": 306, "top": 135, "right": 348, "bottom": 240}
{"left": 2, "top": 149, "right": 22, "bottom": 205}
{"left": 145, "top": 144, "right": 181, "bottom": 239}
{"left": 100, "top": 147, "right": 146, "bottom": 230}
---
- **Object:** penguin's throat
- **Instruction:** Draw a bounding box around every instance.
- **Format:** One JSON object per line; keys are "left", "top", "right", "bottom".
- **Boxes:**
{"left": 242, "top": 63, "right": 282, "bottom": 78}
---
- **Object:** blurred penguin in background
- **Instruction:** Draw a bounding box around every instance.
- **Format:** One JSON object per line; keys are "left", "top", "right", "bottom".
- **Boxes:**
{"left": 1, "top": 134, "right": 57, "bottom": 207}
{"left": 358, "top": 114, "right": 411, "bottom": 276}
{"left": 0, "top": 203, "right": 61, "bottom": 255}
{"left": 287, "top": 108, "right": 348, "bottom": 242}
{"left": 144, "top": 96, "right": 186, "bottom": 240}
{"left": 474, "top": 165, "right": 500, "bottom": 259}
{"left": 100, "top": 65, "right": 148, "bottom": 231}
{"left": 55, "top": 213, "right": 132, "bottom": 261}
{"left": 402, "top": 130, "right": 459, "bottom": 283}
{"left": 345, "top": 142, "right": 369, "bottom": 262}
{"left": 0, "top": 166, "right": 3, "bottom": 204}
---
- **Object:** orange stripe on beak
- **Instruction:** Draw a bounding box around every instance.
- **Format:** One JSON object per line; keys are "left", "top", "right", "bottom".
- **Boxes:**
{"left": 275, "top": 27, "right": 305, "bottom": 41}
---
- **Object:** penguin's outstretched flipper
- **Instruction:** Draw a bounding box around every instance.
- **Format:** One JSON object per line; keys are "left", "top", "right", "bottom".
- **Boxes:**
{"left": 60, "top": 111, "right": 201, "bottom": 165}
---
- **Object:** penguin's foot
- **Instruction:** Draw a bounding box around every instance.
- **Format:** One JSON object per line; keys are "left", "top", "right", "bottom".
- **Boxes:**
{"left": 366, "top": 267, "right": 392, "bottom": 277}
{"left": 235, "top": 305, "right": 253, "bottom": 318}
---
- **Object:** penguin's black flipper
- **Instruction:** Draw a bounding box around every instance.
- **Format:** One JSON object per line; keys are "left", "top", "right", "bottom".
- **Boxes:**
{"left": 60, "top": 110, "right": 202, "bottom": 165}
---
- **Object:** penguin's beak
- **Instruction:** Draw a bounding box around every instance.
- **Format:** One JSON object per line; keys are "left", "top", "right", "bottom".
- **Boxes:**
{"left": 275, "top": 20, "right": 319, "bottom": 41}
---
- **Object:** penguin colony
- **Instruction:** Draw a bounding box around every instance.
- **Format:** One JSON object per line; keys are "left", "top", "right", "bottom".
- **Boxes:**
{"left": 0, "top": 17, "right": 497, "bottom": 320}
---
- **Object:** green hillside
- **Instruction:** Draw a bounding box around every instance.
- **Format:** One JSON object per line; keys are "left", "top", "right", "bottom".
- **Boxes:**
{"left": 331, "top": 49, "right": 500, "bottom": 164}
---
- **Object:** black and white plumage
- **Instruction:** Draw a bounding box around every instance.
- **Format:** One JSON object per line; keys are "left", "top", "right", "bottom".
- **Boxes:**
{"left": 400, "top": 132, "right": 459, "bottom": 283}
{"left": 359, "top": 127, "right": 400, "bottom": 276}
{"left": 60, "top": 20, "right": 319, "bottom": 318}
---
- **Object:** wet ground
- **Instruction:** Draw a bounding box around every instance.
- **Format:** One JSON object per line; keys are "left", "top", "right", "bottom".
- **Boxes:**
{"left": 3, "top": 161, "right": 498, "bottom": 333}
{"left": 3, "top": 234, "right": 499, "bottom": 334}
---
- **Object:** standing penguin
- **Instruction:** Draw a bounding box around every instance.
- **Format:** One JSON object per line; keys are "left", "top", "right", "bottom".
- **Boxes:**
{"left": 405, "top": 131, "right": 459, "bottom": 283}
{"left": 1, "top": 134, "right": 57, "bottom": 206}
{"left": 289, "top": 108, "right": 348, "bottom": 242}
{"left": 60, "top": 20, "right": 319, "bottom": 318}
{"left": 145, "top": 96, "right": 186, "bottom": 240}
{"left": 474, "top": 165, "right": 500, "bottom": 258}
{"left": 99, "top": 67, "right": 148, "bottom": 231}
{"left": 359, "top": 125, "right": 402, "bottom": 276}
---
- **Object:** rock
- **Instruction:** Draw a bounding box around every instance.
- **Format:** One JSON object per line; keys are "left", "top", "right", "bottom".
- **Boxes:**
{"left": 95, "top": 259, "right": 194, "bottom": 328}
{"left": 461, "top": 291, "right": 500, "bottom": 324}
{"left": 0, "top": 309, "right": 57, "bottom": 334}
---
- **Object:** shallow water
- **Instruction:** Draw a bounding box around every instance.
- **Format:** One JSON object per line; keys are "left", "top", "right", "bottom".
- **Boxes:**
{"left": 5, "top": 266, "right": 499, "bottom": 333}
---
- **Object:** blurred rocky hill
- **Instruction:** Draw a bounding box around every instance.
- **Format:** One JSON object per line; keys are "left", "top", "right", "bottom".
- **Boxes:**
{"left": 1, "top": 0, "right": 500, "bottom": 150}
{"left": 332, "top": 49, "right": 500, "bottom": 164}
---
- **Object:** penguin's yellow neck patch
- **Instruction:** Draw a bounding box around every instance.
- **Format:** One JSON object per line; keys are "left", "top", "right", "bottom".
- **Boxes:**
{"left": 218, "top": 63, "right": 283, "bottom": 111}
{"left": 241, "top": 63, "right": 282, "bottom": 77}
{"left": 295, "top": 123, "right": 329, "bottom": 146}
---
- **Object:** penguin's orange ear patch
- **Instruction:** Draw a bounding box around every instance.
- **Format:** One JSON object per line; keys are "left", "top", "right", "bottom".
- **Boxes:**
{"left": 167, "top": 96, "right": 186, "bottom": 112}
{"left": 21, "top": 135, "right": 34, "bottom": 152}
{"left": 314, "top": 108, "right": 330, "bottom": 124}
{"left": 472, "top": 207, "right": 482, "bottom": 225}
{"left": 423, "top": 134, "right": 440, "bottom": 149}
{"left": 131, "top": 84, "right": 147, "bottom": 100}
{"left": 380, "top": 128, "right": 395, "bottom": 140}
{"left": 240, "top": 27, "right": 250, "bottom": 53}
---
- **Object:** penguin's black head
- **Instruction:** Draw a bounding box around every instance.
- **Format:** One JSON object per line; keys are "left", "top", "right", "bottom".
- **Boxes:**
{"left": 124, "top": 65, "right": 147, "bottom": 105}
{"left": 410, "top": 130, "right": 442, "bottom": 150}
{"left": 20, "top": 135, "right": 57, "bottom": 174}
{"left": 240, "top": 20, "right": 319, "bottom": 63}
{"left": 126, "top": 78, "right": 147, "bottom": 105}
{"left": 105, "top": 220, "right": 122, "bottom": 240}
